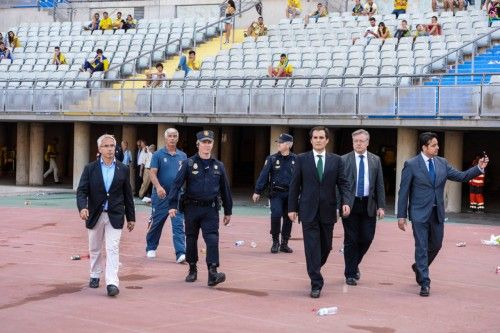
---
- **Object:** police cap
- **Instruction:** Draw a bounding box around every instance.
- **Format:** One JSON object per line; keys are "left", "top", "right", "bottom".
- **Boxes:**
{"left": 197, "top": 130, "right": 214, "bottom": 142}
{"left": 275, "top": 133, "right": 293, "bottom": 143}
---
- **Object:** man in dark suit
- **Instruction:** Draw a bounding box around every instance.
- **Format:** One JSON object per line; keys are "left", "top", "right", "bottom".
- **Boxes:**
{"left": 341, "top": 129, "right": 385, "bottom": 286}
{"left": 288, "top": 126, "right": 352, "bottom": 298}
{"left": 77, "top": 134, "right": 136, "bottom": 297}
{"left": 397, "top": 132, "right": 488, "bottom": 297}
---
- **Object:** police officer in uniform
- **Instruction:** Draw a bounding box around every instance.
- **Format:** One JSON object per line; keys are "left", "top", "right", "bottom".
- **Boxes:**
{"left": 253, "top": 133, "right": 296, "bottom": 254}
{"left": 167, "top": 130, "right": 232, "bottom": 287}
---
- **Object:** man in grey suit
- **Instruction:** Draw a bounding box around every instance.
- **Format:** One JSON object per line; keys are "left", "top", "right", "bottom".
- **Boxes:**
{"left": 341, "top": 129, "right": 385, "bottom": 286}
{"left": 397, "top": 132, "right": 488, "bottom": 297}
{"left": 288, "top": 126, "right": 352, "bottom": 298}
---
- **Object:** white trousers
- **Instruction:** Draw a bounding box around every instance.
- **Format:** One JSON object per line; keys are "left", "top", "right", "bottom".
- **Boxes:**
{"left": 43, "top": 158, "right": 59, "bottom": 182}
{"left": 88, "top": 213, "right": 122, "bottom": 286}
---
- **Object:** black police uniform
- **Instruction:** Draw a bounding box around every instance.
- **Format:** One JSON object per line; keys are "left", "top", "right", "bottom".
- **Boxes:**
{"left": 167, "top": 131, "right": 233, "bottom": 286}
{"left": 254, "top": 138, "right": 296, "bottom": 253}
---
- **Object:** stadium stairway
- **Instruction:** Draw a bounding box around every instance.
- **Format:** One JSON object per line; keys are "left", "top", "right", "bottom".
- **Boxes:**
{"left": 425, "top": 44, "right": 500, "bottom": 86}
{"left": 113, "top": 29, "right": 245, "bottom": 89}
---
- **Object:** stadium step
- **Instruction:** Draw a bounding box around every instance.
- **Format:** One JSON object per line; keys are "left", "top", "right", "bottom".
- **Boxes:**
{"left": 114, "top": 29, "right": 245, "bottom": 89}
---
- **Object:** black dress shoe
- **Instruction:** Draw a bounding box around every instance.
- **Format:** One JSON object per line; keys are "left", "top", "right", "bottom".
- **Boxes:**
{"left": 89, "top": 278, "right": 100, "bottom": 288}
{"left": 310, "top": 289, "right": 321, "bottom": 298}
{"left": 419, "top": 286, "right": 430, "bottom": 297}
{"left": 355, "top": 269, "right": 361, "bottom": 281}
{"left": 107, "top": 284, "right": 120, "bottom": 296}
{"left": 270, "top": 240, "right": 280, "bottom": 254}
{"left": 412, "top": 264, "right": 422, "bottom": 286}
{"left": 346, "top": 277, "right": 358, "bottom": 286}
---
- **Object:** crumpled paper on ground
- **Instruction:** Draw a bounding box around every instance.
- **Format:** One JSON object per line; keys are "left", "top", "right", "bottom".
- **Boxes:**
{"left": 481, "top": 234, "right": 500, "bottom": 246}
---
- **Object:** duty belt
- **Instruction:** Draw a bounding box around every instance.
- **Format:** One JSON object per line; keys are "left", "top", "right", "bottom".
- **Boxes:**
{"left": 185, "top": 198, "right": 217, "bottom": 207}
{"left": 272, "top": 185, "right": 289, "bottom": 192}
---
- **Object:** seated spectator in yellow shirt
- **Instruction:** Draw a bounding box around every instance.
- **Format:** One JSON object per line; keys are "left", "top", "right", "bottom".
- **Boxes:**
{"left": 286, "top": 0, "right": 302, "bottom": 20}
{"left": 7, "top": 31, "right": 21, "bottom": 52}
{"left": 145, "top": 63, "right": 166, "bottom": 88}
{"left": 178, "top": 50, "right": 201, "bottom": 77}
{"left": 304, "top": 2, "right": 328, "bottom": 27}
{"left": 392, "top": 0, "right": 408, "bottom": 18}
{"left": 124, "top": 14, "right": 137, "bottom": 30}
{"left": 377, "top": 22, "right": 391, "bottom": 40}
{"left": 99, "top": 12, "right": 113, "bottom": 30}
{"left": 244, "top": 16, "right": 268, "bottom": 40}
{"left": 52, "top": 46, "right": 67, "bottom": 65}
{"left": 112, "top": 12, "right": 125, "bottom": 29}
{"left": 81, "top": 49, "right": 109, "bottom": 73}
{"left": 268, "top": 53, "right": 294, "bottom": 78}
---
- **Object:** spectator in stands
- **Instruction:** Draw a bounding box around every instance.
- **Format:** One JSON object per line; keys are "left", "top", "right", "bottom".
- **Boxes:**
{"left": 224, "top": 0, "right": 236, "bottom": 44}
{"left": 244, "top": 16, "right": 268, "bottom": 40}
{"left": 392, "top": 0, "right": 408, "bottom": 18}
{"left": 7, "top": 31, "right": 20, "bottom": 52}
{"left": 268, "top": 53, "right": 294, "bottom": 77}
{"left": 427, "top": 16, "right": 442, "bottom": 36}
{"left": 364, "top": 17, "right": 379, "bottom": 38}
{"left": 286, "top": 0, "right": 302, "bottom": 20}
{"left": 145, "top": 63, "right": 166, "bottom": 88}
{"left": 0, "top": 33, "right": 6, "bottom": 46}
{"left": 81, "top": 49, "right": 109, "bottom": 73}
{"left": 487, "top": 0, "right": 500, "bottom": 27}
{"left": 52, "top": 46, "right": 67, "bottom": 65}
{"left": 363, "top": 0, "right": 378, "bottom": 16}
{"left": 394, "top": 20, "right": 412, "bottom": 39}
{"left": 99, "top": 11, "right": 113, "bottom": 30}
{"left": 84, "top": 13, "right": 100, "bottom": 31}
{"left": 178, "top": 50, "right": 201, "bottom": 77}
{"left": 0, "top": 42, "right": 13, "bottom": 62}
{"left": 352, "top": 0, "right": 364, "bottom": 16}
{"left": 304, "top": 2, "right": 328, "bottom": 27}
{"left": 377, "top": 22, "right": 391, "bottom": 39}
{"left": 112, "top": 12, "right": 125, "bottom": 30}
{"left": 414, "top": 24, "right": 429, "bottom": 39}
{"left": 124, "top": 14, "right": 137, "bottom": 30}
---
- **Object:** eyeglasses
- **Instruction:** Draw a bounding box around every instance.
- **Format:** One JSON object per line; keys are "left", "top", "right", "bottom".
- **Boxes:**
{"left": 100, "top": 144, "right": 115, "bottom": 148}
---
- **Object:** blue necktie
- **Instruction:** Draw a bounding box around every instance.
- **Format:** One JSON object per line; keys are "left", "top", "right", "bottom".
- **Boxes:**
{"left": 357, "top": 155, "right": 365, "bottom": 197}
{"left": 428, "top": 159, "right": 436, "bottom": 185}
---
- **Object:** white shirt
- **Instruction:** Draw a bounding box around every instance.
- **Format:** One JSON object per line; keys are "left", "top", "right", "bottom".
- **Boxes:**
{"left": 421, "top": 152, "right": 433, "bottom": 171}
{"left": 144, "top": 151, "right": 153, "bottom": 168}
{"left": 313, "top": 149, "right": 326, "bottom": 174}
{"left": 355, "top": 152, "right": 370, "bottom": 196}
{"left": 365, "top": 25, "right": 378, "bottom": 38}
{"left": 138, "top": 148, "right": 146, "bottom": 166}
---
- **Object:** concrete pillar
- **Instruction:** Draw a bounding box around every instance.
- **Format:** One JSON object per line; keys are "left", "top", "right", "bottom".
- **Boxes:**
{"left": 157, "top": 123, "right": 170, "bottom": 148}
{"left": 444, "top": 131, "right": 464, "bottom": 213}
{"left": 293, "top": 128, "right": 308, "bottom": 154}
{"left": 15, "top": 123, "right": 30, "bottom": 186}
{"left": 395, "top": 128, "right": 418, "bottom": 215}
{"left": 73, "top": 123, "right": 90, "bottom": 190}
{"left": 270, "top": 126, "right": 288, "bottom": 155}
{"left": 220, "top": 127, "right": 234, "bottom": 185}
{"left": 207, "top": 126, "right": 220, "bottom": 159}
{"left": 28, "top": 123, "right": 44, "bottom": 186}
{"left": 122, "top": 124, "right": 137, "bottom": 193}
{"left": 254, "top": 127, "right": 267, "bottom": 181}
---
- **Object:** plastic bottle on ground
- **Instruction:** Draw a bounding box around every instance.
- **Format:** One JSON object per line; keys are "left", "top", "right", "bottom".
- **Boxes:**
{"left": 71, "top": 255, "right": 81, "bottom": 260}
{"left": 250, "top": 241, "right": 257, "bottom": 248}
{"left": 234, "top": 240, "right": 245, "bottom": 246}
{"left": 316, "top": 307, "right": 338, "bottom": 316}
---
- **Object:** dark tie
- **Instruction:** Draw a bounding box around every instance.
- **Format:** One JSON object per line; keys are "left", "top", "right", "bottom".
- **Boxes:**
{"left": 357, "top": 155, "right": 365, "bottom": 197}
{"left": 316, "top": 155, "right": 323, "bottom": 181}
{"left": 428, "top": 158, "right": 436, "bottom": 185}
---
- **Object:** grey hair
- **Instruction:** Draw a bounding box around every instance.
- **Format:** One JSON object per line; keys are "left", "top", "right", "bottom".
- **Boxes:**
{"left": 352, "top": 129, "right": 370, "bottom": 140}
{"left": 285, "top": 142, "right": 293, "bottom": 149}
{"left": 97, "top": 134, "right": 116, "bottom": 147}
{"left": 164, "top": 128, "right": 179, "bottom": 137}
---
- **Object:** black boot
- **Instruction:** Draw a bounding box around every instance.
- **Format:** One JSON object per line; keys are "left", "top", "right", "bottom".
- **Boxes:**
{"left": 207, "top": 264, "right": 226, "bottom": 287}
{"left": 185, "top": 263, "right": 197, "bottom": 282}
{"left": 271, "top": 235, "right": 280, "bottom": 253}
{"left": 279, "top": 238, "right": 293, "bottom": 253}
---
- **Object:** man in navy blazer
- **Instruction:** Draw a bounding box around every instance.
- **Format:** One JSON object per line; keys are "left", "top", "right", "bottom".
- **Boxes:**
{"left": 397, "top": 132, "right": 488, "bottom": 297}
{"left": 288, "top": 126, "right": 352, "bottom": 298}
{"left": 77, "top": 134, "right": 136, "bottom": 297}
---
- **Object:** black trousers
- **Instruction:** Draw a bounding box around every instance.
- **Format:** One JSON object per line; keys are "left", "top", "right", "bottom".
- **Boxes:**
{"left": 301, "top": 214, "right": 334, "bottom": 290}
{"left": 184, "top": 205, "right": 220, "bottom": 267}
{"left": 411, "top": 207, "right": 443, "bottom": 287}
{"left": 342, "top": 197, "right": 376, "bottom": 279}
{"left": 134, "top": 165, "right": 142, "bottom": 196}
{"left": 269, "top": 191, "right": 292, "bottom": 240}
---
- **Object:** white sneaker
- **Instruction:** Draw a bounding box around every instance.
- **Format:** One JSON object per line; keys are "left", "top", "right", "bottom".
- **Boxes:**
{"left": 176, "top": 254, "right": 186, "bottom": 264}
{"left": 146, "top": 250, "right": 156, "bottom": 258}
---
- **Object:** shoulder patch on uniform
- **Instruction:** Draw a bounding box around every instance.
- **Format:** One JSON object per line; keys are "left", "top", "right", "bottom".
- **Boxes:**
{"left": 188, "top": 158, "right": 194, "bottom": 167}
{"left": 264, "top": 159, "right": 268, "bottom": 166}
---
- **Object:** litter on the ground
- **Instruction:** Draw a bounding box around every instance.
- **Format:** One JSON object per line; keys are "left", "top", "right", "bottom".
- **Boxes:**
{"left": 234, "top": 240, "right": 245, "bottom": 246}
{"left": 250, "top": 241, "right": 257, "bottom": 248}
{"left": 456, "top": 242, "right": 466, "bottom": 247}
{"left": 316, "top": 306, "right": 338, "bottom": 316}
{"left": 481, "top": 235, "right": 500, "bottom": 246}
